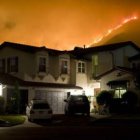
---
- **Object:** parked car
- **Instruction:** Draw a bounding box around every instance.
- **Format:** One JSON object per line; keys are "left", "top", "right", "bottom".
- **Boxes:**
{"left": 26, "top": 99, "right": 53, "bottom": 121}
{"left": 64, "top": 95, "right": 90, "bottom": 116}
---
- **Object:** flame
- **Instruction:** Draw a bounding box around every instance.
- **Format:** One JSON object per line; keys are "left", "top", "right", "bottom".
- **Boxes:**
{"left": 89, "top": 15, "right": 138, "bottom": 46}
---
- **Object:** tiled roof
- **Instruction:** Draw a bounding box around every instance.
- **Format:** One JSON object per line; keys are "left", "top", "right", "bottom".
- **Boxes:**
{"left": 0, "top": 41, "right": 62, "bottom": 55}
{"left": 1, "top": 41, "right": 139, "bottom": 59}
{"left": 70, "top": 41, "right": 140, "bottom": 58}
{"left": 0, "top": 73, "right": 82, "bottom": 90}
{"left": 85, "top": 41, "right": 140, "bottom": 53}
{"left": 94, "top": 66, "right": 133, "bottom": 80}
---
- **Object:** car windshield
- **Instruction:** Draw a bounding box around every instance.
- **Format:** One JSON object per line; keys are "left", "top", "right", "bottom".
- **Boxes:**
{"left": 71, "top": 96, "right": 88, "bottom": 102}
{"left": 33, "top": 103, "right": 50, "bottom": 109}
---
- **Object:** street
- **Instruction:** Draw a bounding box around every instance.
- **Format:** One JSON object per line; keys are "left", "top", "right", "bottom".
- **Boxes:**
{"left": 0, "top": 124, "right": 140, "bottom": 140}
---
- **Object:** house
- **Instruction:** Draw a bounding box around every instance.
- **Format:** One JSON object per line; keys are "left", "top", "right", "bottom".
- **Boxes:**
{"left": 0, "top": 42, "right": 83, "bottom": 114}
{"left": 67, "top": 41, "right": 140, "bottom": 108}
{"left": 0, "top": 41, "right": 139, "bottom": 114}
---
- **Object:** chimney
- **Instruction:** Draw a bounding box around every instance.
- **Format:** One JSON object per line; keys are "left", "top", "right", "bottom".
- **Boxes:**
{"left": 83, "top": 45, "right": 86, "bottom": 49}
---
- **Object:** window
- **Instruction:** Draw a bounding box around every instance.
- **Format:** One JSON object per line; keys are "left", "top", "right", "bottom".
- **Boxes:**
{"left": 7, "top": 57, "right": 18, "bottom": 73}
{"left": 92, "top": 54, "right": 98, "bottom": 77}
{"left": 114, "top": 88, "right": 126, "bottom": 98}
{"left": 0, "top": 59, "right": 5, "bottom": 73}
{"left": 61, "top": 60, "right": 68, "bottom": 74}
{"left": 39, "top": 57, "right": 46, "bottom": 72}
{"left": 92, "top": 54, "right": 98, "bottom": 66}
{"left": 78, "top": 62, "right": 85, "bottom": 73}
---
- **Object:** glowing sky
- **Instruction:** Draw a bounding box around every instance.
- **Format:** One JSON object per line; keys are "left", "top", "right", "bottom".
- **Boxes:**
{"left": 0, "top": 0, "right": 140, "bottom": 50}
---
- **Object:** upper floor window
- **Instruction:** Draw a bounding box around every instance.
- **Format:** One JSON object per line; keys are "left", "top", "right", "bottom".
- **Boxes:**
{"left": 0, "top": 59, "right": 5, "bottom": 73}
{"left": 7, "top": 57, "right": 18, "bottom": 73}
{"left": 61, "top": 60, "right": 68, "bottom": 74}
{"left": 78, "top": 62, "right": 85, "bottom": 73}
{"left": 92, "top": 54, "right": 98, "bottom": 77}
{"left": 92, "top": 54, "right": 98, "bottom": 66}
{"left": 39, "top": 57, "right": 46, "bottom": 72}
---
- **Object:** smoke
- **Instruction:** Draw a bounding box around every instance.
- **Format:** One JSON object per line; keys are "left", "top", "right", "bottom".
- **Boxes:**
{"left": 0, "top": 0, "right": 139, "bottom": 50}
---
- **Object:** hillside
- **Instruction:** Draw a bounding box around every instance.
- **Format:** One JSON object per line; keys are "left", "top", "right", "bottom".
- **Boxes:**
{"left": 90, "top": 19, "right": 140, "bottom": 47}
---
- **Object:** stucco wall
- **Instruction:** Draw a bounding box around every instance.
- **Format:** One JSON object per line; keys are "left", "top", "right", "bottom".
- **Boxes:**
{"left": 97, "top": 51, "right": 113, "bottom": 75}
{"left": 69, "top": 58, "right": 76, "bottom": 85}
{"left": 0, "top": 47, "right": 36, "bottom": 79}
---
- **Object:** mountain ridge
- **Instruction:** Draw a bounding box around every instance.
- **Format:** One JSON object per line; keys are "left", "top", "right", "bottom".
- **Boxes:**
{"left": 90, "top": 19, "right": 140, "bottom": 47}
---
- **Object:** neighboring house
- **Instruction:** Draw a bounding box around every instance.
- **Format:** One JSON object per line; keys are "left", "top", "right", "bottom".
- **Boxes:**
{"left": 70, "top": 41, "right": 140, "bottom": 99}
{"left": 128, "top": 54, "right": 140, "bottom": 88}
{"left": 0, "top": 41, "right": 139, "bottom": 114}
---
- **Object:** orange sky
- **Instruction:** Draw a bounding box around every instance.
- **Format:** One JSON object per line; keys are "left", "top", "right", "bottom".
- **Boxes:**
{"left": 0, "top": 0, "right": 139, "bottom": 50}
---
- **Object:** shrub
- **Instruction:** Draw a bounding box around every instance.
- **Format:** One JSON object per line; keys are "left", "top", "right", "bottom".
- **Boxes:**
{"left": 96, "top": 90, "right": 113, "bottom": 106}
{"left": 121, "top": 90, "right": 138, "bottom": 113}
{"left": 122, "top": 90, "right": 137, "bottom": 106}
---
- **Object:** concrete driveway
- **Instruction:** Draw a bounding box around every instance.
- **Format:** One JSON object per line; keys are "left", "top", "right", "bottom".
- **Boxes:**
{"left": 13, "top": 116, "right": 42, "bottom": 128}
{"left": 13, "top": 113, "right": 110, "bottom": 127}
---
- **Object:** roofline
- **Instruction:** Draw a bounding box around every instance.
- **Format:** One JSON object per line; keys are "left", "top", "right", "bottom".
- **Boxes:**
{"left": 90, "top": 41, "right": 139, "bottom": 50}
{"left": 84, "top": 41, "right": 140, "bottom": 54}
{"left": 0, "top": 41, "right": 62, "bottom": 55}
{"left": 94, "top": 66, "right": 133, "bottom": 80}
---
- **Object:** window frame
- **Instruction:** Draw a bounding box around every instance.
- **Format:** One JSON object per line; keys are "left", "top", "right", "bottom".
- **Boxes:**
{"left": 60, "top": 60, "right": 68, "bottom": 74}
{"left": 7, "top": 56, "right": 18, "bottom": 73}
{"left": 38, "top": 57, "right": 47, "bottom": 73}
{"left": 77, "top": 61, "right": 86, "bottom": 73}
{"left": 0, "top": 58, "right": 6, "bottom": 73}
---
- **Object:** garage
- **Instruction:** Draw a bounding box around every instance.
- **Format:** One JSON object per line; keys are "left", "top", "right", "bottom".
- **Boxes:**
{"left": 34, "top": 90, "right": 68, "bottom": 114}
{"left": 45, "top": 91, "right": 67, "bottom": 114}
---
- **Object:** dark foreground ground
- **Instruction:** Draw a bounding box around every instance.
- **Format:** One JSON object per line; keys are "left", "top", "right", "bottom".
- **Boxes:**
{"left": 0, "top": 114, "right": 140, "bottom": 140}
{"left": 32, "top": 113, "right": 140, "bottom": 127}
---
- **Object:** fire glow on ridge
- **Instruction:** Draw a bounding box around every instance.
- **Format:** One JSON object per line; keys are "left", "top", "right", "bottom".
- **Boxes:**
{"left": 90, "top": 15, "right": 138, "bottom": 46}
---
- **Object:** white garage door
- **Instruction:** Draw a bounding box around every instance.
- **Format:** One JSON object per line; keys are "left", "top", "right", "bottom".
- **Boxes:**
{"left": 35, "top": 90, "right": 67, "bottom": 114}
{"left": 45, "top": 91, "right": 67, "bottom": 114}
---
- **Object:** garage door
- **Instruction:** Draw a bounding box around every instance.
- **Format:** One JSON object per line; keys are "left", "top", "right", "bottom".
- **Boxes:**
{"left": 45, "top": 91, "right": 67, "bottom": 114}
{"left": 35, "top": 90, "right": 67, "bottom": 114}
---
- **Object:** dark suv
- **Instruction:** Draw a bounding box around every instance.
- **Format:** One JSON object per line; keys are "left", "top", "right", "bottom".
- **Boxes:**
{"left": 64, "top": 95, "right": 90, "bottom": 116}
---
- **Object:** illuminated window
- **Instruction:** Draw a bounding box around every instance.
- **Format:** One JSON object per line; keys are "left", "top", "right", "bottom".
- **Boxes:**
{"left": 7, "top": 57, "right": 18, "bottom": 73}
{"left": 61, "top": 60, "right": 68, "bottom": 74}
{"left": 0, "top": 59, "right": 5, "bottom": 73}
{"left": 114, "top": 88, "right": 126, "bottom": 98}
{"left": 78, "top": 62, "right": 85, "bottom": 73}
{"left": 39, "top": 57, "right": 46, "bottom": 72}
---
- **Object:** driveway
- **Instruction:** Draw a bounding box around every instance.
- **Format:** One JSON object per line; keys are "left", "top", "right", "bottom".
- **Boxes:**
{"left": 13, "top": 116, "right": 42, "bottom": 128}
{"left": 13, "top": 114, "right": 94, "bottom": 127}
{"left": 13, "top": 113, "right": 111, "bottom": 127}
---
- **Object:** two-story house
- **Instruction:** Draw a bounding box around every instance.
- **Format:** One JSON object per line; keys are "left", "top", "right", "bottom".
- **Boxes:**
{"left": 0, "top": 41, "right": 139, "bottom": 114}
{"left": 0, "top": 42, "right": 83, "bottom": 114}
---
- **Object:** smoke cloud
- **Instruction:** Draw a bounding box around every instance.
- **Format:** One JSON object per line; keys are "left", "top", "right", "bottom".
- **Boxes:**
{"left": 0, "top": 0, "right": 139, "bottom": 50}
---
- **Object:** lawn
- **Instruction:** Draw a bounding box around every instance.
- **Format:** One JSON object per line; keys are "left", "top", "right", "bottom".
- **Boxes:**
{"left": 0, "top": 115, "right": 26, "bottom": 125}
